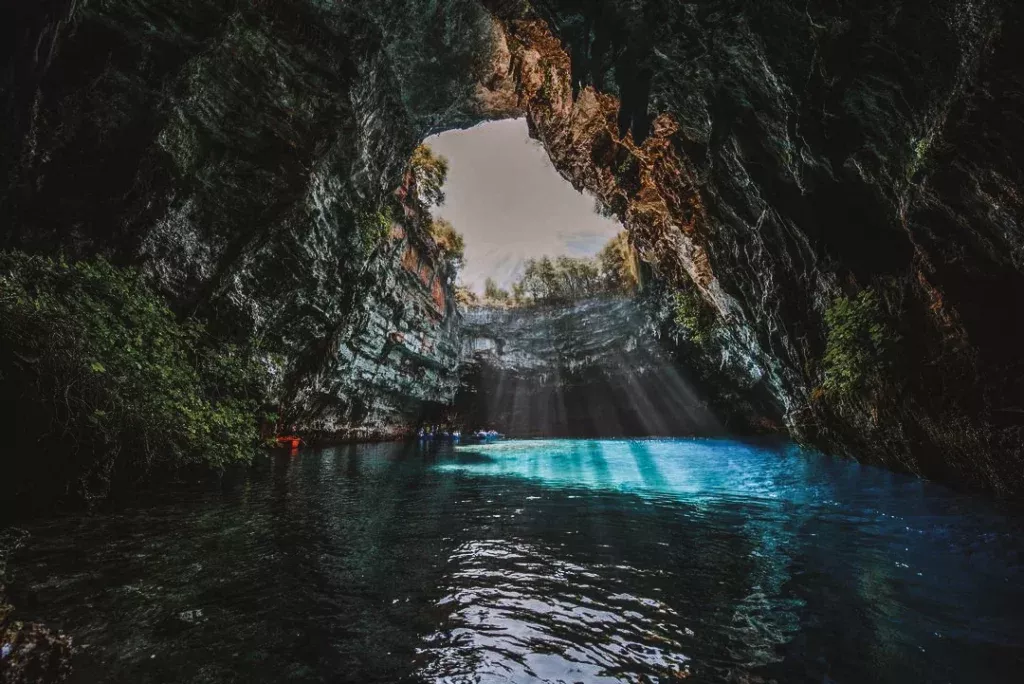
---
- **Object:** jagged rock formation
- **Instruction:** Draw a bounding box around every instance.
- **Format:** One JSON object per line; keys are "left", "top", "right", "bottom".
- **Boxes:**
{"left": 456, "top": 297, "right": 780, "bottom": 436}
{"left": 456, "top": 298, "right": 714, "bottom": 436}
{"left": 4, "top": 0, "right": 1024, "bottom": 493}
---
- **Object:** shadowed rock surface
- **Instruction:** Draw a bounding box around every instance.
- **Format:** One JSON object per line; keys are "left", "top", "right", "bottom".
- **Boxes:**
{"left": 456, "top": 298, "right": 715, "bottom": 436}
{"left": 455, "top": 297, "right": 780, "bottom": 436}
{"left": 2, "top": 0, "right": 498, "bottom": 439}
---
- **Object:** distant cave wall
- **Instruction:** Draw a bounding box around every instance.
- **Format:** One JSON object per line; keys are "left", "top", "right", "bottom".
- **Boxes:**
{"left": 453, "top": 299, "right": 777, "bottom": 437}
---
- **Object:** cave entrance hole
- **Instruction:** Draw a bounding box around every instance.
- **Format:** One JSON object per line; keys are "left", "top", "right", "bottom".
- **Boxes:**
{"left": 422, "top": 118, "right": 620, "bottom": 298}
{"left": 411, "top": 119, "right": 724, "bottom": 438}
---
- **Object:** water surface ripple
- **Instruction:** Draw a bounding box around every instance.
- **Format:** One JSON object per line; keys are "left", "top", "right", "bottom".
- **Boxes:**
{"left": 12, "top": 439, "right": 1024, "bottom": 683}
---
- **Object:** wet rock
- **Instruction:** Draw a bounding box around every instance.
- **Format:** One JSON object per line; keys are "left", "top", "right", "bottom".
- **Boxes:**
{"left": 455, "top": 298, "right": 777, "bottom": 436}
{"left": 0, "top": 531, "right": 72, "bottom": 684}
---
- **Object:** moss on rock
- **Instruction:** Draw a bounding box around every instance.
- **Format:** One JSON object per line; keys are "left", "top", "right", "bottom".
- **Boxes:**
{"left": 0, "top": 252, "right": 271, "bottom": 509}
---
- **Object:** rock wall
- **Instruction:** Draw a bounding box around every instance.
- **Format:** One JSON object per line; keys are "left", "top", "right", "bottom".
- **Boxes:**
{"left": 476, "top": 1, "right": 1024, "bottom": 495}
{"left": 454, "top": 298, "right": 775, "bottom": 437}
{"left": 290, "top": 223, "right": 463, "bottom": 439}
{"left": 4, "top": 0, "right": 1024, "bottom": 493}
{"left": 1, "top": 0, "right": 498, "bottom": 438}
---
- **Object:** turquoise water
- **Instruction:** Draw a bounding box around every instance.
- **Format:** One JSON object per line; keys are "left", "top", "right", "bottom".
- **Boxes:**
{"left": 13, "top": 438, "right": 1024, "bottom": 682}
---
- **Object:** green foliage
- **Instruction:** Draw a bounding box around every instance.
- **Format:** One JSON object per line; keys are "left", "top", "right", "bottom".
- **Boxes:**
{"left": 821, "top": 289, "right": 897, "bottom": 397}
{"left": 0, "top": 252, "right": 269, "bottom": 502}
{"left": 483, "top": 277, "right": 510, "bottom": 304}
{"left": 672, "top": 285, "right": 717, "bottom": 346}
{"left": 355, "top": 204, "right": 394, "bottom": 254}
{"left": 409, "top": 144, "right": 449, "bottom": 207}
{"left": 598, "top": 231, "right": 639, "bottom": 293}
{"left": 593, "top": 197, "right": 617, "bottom": 219}
{"left": 430, "top": 217, "right": 465, "bottom": 269}
{"left": 908, "top": 135, "right": 932, "bottom": 180}
{"left": 514, "top": 255, "right": 603, "bottom": 304}
{"left": 455, "top": 285, "right": 479, "bottom": 307}
{"left": 474, "top": 232, "right": 639, "bottom": 307}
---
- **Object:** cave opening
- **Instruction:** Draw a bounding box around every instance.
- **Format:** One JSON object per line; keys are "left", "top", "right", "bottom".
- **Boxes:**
{"left": 401, "top": 119, "right": 737, "bottom": 439}
{"left": 422, "top": 118, "right": 620, "bottom": 296}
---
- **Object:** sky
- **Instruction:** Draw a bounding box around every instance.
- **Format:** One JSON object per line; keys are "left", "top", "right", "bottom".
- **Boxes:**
{"left": 423, "top": 119, "right": 621, "bottom": 294}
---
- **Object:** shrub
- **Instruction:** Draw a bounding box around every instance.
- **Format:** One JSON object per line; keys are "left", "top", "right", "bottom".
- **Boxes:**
{"left": 355, "top": 204, "right": 394, "bottom": 255}
{"left": 430, "top": 217, "right": 465, "bottom": 269}
{"left": 483, "top": 277, "right": 510, "bottom": 304}
{"left": 672, "top": 286, "right": 717, "bottom": 346}
{"left": 0, "top": 252, "right": 269, "bottom": 505}
{"left": 821, "top": 288, "right": 897, "bottom": 397}
{"left": 408, "top": 144, "right": 449, "bottom": 208}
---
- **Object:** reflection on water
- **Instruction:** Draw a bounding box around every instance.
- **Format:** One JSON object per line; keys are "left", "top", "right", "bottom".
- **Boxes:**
{"left": 11, "top": 439, "right": 1024, "bottom": 683}
{"left": 445, "top": 438, "right": 818, "bottom": 500}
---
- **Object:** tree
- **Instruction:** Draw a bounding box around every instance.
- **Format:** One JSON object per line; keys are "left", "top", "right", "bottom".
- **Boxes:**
{"left": 455, "top": 285, "right": 479, "bottom": 307}
{"left": 430, "top": 217, "right": 465, "bottom": 269}
{"left": 598, "top": 231, "right": 639, "bottom": 293}
{"left": 515, "top": 255, "right": 603, "bottom": 303}
{"left": 409, "top": 144, "right": 449, "bottom": 207}
{"left": 483, "top": 277, "right": 510, "bottom": 303}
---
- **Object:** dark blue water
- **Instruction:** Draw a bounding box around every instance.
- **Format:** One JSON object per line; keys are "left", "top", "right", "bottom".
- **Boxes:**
{"left": 13, "top": 439, "right": 1024, "bottom": 683}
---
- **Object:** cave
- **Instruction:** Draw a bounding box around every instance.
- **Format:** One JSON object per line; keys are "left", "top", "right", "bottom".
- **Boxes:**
{"left": 2, "top": 1, "right": 1024, "bottom": 682}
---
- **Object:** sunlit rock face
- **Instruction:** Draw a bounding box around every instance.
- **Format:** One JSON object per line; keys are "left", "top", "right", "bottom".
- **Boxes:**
{"left": 455, "top": 298, "right": 775, "bottom": 437}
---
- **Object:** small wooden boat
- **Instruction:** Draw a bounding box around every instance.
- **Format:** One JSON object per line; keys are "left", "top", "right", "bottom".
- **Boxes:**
{"left": 276, "top": 435, "right": 303, "bottom": 449}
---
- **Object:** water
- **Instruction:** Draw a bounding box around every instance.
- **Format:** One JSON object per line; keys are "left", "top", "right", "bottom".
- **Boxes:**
{"left": 11, "top": 439, "right": 1024, "bottom": 683}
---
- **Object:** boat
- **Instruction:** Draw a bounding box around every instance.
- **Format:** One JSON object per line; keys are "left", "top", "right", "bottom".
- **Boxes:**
{"left": 462, "top": 430, "right": 504, "bottom": 444}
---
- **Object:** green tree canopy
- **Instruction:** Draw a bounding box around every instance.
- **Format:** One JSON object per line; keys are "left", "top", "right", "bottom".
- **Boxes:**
{"left": 598, "top": 231, "right": 639, "bottom": 293}
{"left": 502, "top": 232, "right": 637, "bottom": 305}
{"left": 0, "top": 253, "right": 270, "bottom": 505}
{"left": 483, "top": 277, "right": 510, "bottom": 303}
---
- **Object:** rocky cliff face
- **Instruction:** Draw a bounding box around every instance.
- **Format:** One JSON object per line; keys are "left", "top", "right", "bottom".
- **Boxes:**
{"left": 456, "top": 298, "right": 712, "bottom": 436}
{"left": 4, "top": 0, "right": 1024, "bottom": 493}
{"left": 2, "top": 0, "right": 497, "bottom": 438}
{"left": 285, "top": 220, "right": 463, "bottom": 440}
{"left": 456, "top": 297, "right": 781, "bottom": 436}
